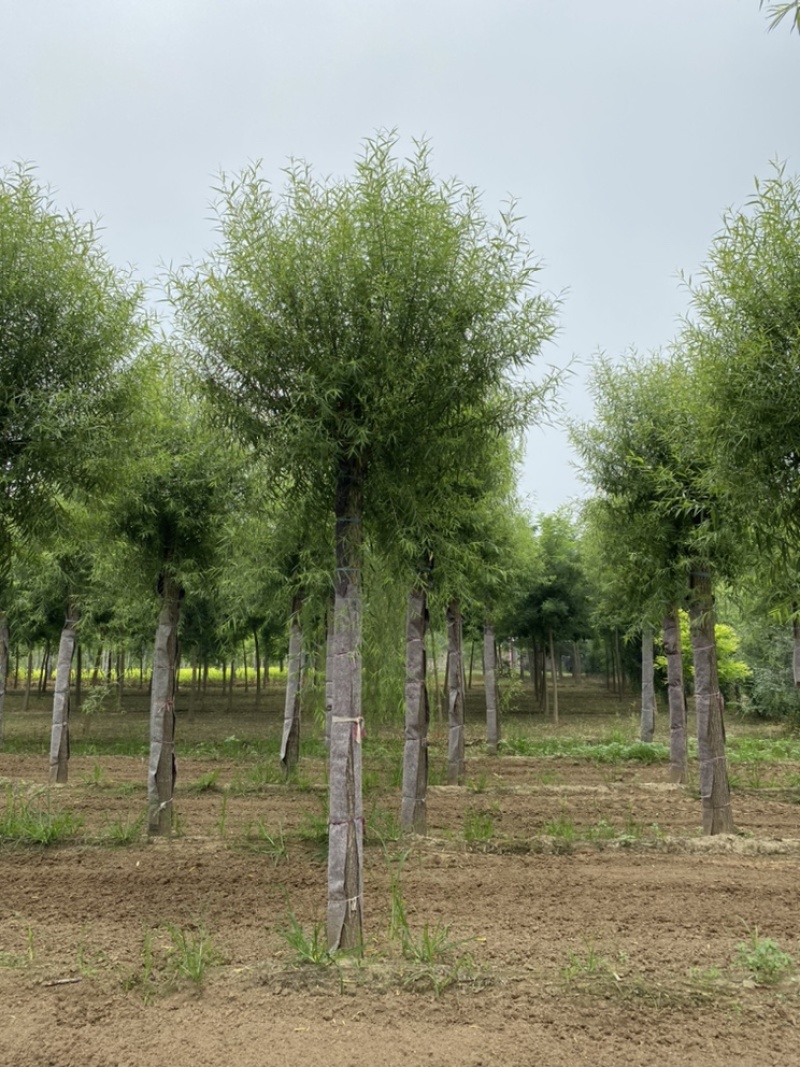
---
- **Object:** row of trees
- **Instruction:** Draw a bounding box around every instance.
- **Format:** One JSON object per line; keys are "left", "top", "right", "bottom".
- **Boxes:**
{"left": 6, "top": 130, "right": 800, "bottom": 946}
{"left": 572, "top": 164, "right": 800, "bottom": 833}
{"left": 1, "top": 137, "right": 560, "bottom": 949}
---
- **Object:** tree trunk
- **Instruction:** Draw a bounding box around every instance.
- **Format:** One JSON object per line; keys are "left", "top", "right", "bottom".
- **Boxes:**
{"left": 484, "top": 620, "right": 499, "bottom": 754}
{"left": 429, "top": 617, "right": 442, "bottom": 723}
{"left": 253, "top": 628, "right": 262, "bottom": 709}
{"left": 23, "top": 647, "right": 33, "bottom": 711}
{"left": 148, "top": 574, "right": 180, "bottom": 836}
{"left": 572, "top": 641, "right": 582, "bottom": 685}
{"left": 615, "top": 629, "right": 625, "bottom": 697}
{"left": 227, "top": 657, "right": 235, "bottom": 712}
{"left": 0, "top": 613, "right": 8, "bottom": 746}
{"left": 327, "top": 468, "right": 364, "bottom": 952}
{"left": 663, "top": 606, "right": 687, "bottom": 783}
{"left": 549, "top": 629, "right": 559, "bottom": 726}
{"left": 324, "top": 605, "right": 334, "bottom": 747}
{"left": 689, "top": 570, "right": 734, "bottom": 834}
{"left": 280, "top": 591, "right": 303, "bottom": 775}
{"left": 446, "top": 599, "right": 465, "bottom": 784}
{"left": 793, "top": 607, "right": 800, "bottom": 687}
{"left": 75, "top": 644, "right": 82, "bottom": 716}
{"left": 39, "top": 643, "right": 50, "bottom": 694}
{"left": 49, "top": 600, "right": 79, "bottom": 784}
{"left": 400, "top": 585, "right": 429, "bottom": 834}
{"left": 116, "top": 650, "right": 125, "bottom": 711}
{"left": 640, "top": 623, "right": 655, "bottom": 743}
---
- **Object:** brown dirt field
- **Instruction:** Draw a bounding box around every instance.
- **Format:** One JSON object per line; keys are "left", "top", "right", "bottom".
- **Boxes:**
{"left": 1, "top": 691, "right": 800, "bottom": 1066}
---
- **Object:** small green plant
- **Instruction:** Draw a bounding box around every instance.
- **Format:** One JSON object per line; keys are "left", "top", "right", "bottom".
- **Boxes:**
{"left": 366, "top": 804, "right": 401, "bottom": 845}
{"left": 0, "top": 925, "right": 35, "bottom": 968}
{"left": 688, "top": 964, "right": 724, "bottom": 991}
{"left": 734, "top": 927, "right": 794, "bottom": 986}
{"left": 80, "top": 762, "right": 107, "bottom": 788}
{"left": 280, "top": 912, "right": 331, "bottom": 966}
{"left": 467, "top": 772, "right": 489, "bottom": 794}
{"left": 296, "top": 811, "right": 329, "bottom": 860}
{"left": 239, "top": 820, "right": 287, "bottom": 865}
{"left": 0, "top": 787, "right": 83, "bottom": 846}
{"left": 101, "top": 812, "right": 145, "bottom": 847}
{"left": 216, "top": 794, "right": 229, "bottom": 838}
{"left": 544, "top": 812, "right": 577, "bottom": 842}
{"left": 464, "top": 809, "right": 495, "bottom": 844}
{"left": 562, "top": 943, "right": 612, "bottom": 982}
{"left": 165, "top": 922, "right": 222, "bottom": 985}
{"left": 184, "top": 770, "right": 222, "bottom": 794}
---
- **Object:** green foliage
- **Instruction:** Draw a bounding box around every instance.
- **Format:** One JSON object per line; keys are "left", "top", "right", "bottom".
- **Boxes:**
{"left": 463, "top": 809, "right": 495, "bottom": 843}
{"left": 734, "top": 928, "right": 794, "bottom": 986}
{"left": 280, "top": 913, "right": 331, "bottom": 966}
{"left": 100, "top": 812, "right": 145, "bottom": 847}
{"left": 654, "top": 609, "right": 750, "bottom": 698}
{"left": 238, "top": 820, "right": 288, "bottom": 864}
{"left": 0, "top": 166, "right": 146, "bottom": 568}
{"left": 0, "top": 786, "right": 83, "bottom": 845}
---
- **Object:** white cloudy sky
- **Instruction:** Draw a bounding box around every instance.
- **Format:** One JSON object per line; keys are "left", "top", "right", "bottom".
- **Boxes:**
{"left": 2, "top": 0, "right": 799, "bottom": 512}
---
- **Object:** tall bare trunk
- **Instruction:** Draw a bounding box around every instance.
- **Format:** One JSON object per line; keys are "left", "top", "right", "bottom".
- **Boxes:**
{"left": 0, "top": 612, "right": 8, "bottom": 746}
{"left": 484, "top": 620, "right": 499, "bottom": 754}
{"left": 148, "top": 574, "right": 180, "bottom": 836}
{"left": 253, "top": 628, "right": 262, "bottom": 710}
{"left": 549, "top": 629, "right": 559, "bottom": 726}
{"left": 446, "top": 599, "right": 465, "bottom": 784}
{"left": 663, "top": 606, "right": 687, "bottom": 783}
{"left": 793, "top": 607, "right": 800, "bottom": 688}
{"left": 75, "top": 644, "right": 82, "bottom": 716}
{"left": 689, "top": 570, "right": 734, "bottom": 835}
{"left": 324, "top": 605, "right": 334, "bottom": 747}
{"left": 23, "top": 647, "right": 33, "bottom": 711}
{"left": 572, "top": 641, "right": 582, "bottom": 685}
{"left": 327, "top": 468, "right": 364, "bottom": 952}
{"left": 49, "top": 600, "right": 79, "bottom": 783}
{"left": 401, "top": 585, "right": 429, "bottom": 833}
{"left": 640, "top": 623, "right": 655, "bottom": 742}
{"left": 280, "top": 591, "right": 303, "bottom": 774}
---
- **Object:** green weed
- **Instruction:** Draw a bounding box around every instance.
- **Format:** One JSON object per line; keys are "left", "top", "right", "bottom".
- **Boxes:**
{"left": 101, "top": 812, "right": 145, "bottom": 847}
{"left": 463, "top": 809, "right": 495, "bottom": 844}
{"left": 238, "top": 820, "right": 288, "bottom": 865}
{"left": 734, "top": 927, "right": 794, "bottom": 986}
{"left": 280, "top": 912, "right": 331, "bottom": 966}
{"left": 165, "top": 922, "right": 222, "bottom": 985}
{"left": 0, "top": 787, "right": 83, "bottom": 846}
{"left": 184, "top": 770, "right": 222, "bottom": 794}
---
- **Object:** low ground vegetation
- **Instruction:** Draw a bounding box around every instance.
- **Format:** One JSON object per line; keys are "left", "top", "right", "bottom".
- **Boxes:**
{"left": 1, "top": 679, "right": 799, "bottom": 1065}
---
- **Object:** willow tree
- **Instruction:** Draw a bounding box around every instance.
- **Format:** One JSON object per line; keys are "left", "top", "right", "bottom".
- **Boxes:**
{"left": 110, "top": 357, "right": 246, "bottom": 834}
{"left": 173, "top": 133, "right": 558, "bottom": 949}
{"left": 574, "top": 353, "right": 738, "bottom": 829}
{"left": 687, "top": 167, "right": 800, "bottom": 691}
{"left": 0, "top": 166, "right": 144, "bottom": 748}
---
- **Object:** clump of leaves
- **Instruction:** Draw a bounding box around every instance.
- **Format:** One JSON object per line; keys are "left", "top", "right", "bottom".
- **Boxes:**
{"left": 734, "top": 927, "right": 794, "bottom": 986}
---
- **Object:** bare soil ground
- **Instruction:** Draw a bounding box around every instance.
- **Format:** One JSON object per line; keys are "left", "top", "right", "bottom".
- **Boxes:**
{"left": 1, "top": 683, "right": 799, "bottom": 1066}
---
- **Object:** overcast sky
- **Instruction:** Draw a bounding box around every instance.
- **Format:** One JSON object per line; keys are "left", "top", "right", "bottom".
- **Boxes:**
{"left": 3, "top": 0, "right": 799, "bottom": 513}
